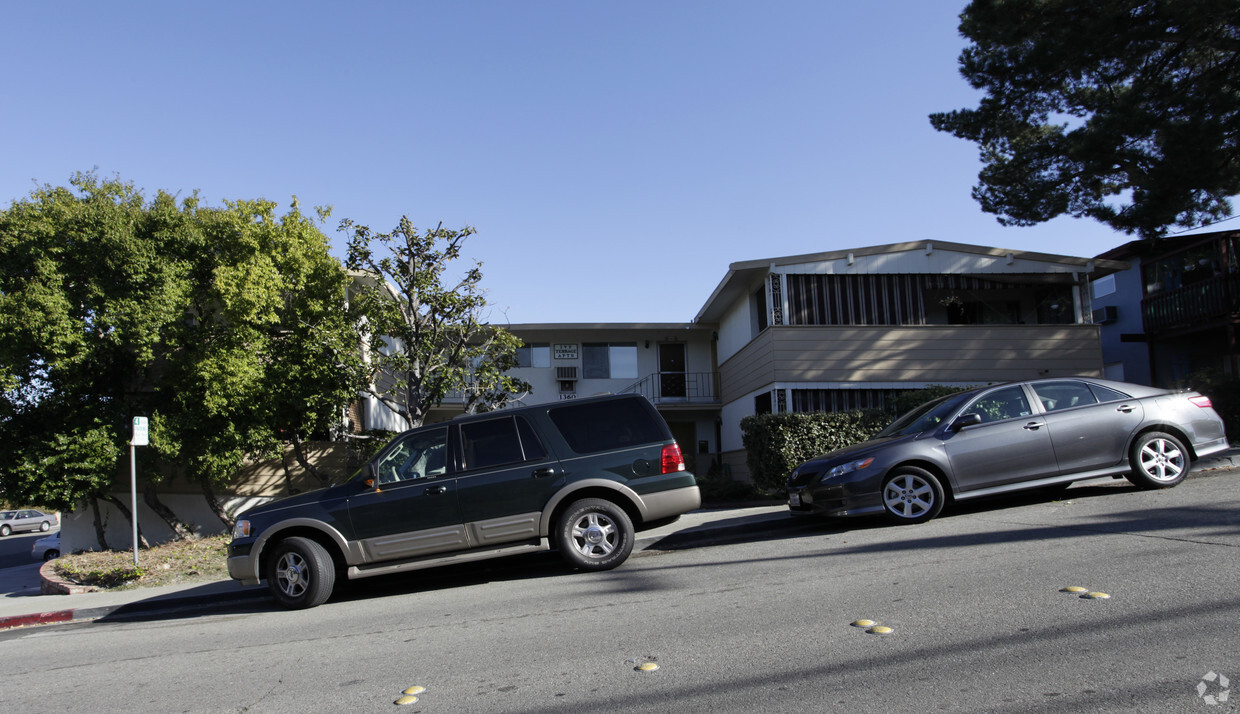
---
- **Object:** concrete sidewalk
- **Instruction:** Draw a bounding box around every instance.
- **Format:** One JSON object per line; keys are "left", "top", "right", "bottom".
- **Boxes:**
{"left": 0, "top": 504, "right": 799, "bottom": 631}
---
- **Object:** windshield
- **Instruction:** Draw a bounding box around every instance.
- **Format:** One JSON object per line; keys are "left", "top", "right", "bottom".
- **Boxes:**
{"left": 875, "top": 393, "right": 970, "bottom": 438}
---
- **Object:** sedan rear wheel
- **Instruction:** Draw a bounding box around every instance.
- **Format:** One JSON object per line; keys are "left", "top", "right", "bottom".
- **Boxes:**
{"left": 881, "top": 467, "right": 945, "bottom": 525}
{"left": 1128, "top": 431, "right": 1189, "bottom": 489}
{"left": 40, "top": 521, "right": 50, "bottom": 532}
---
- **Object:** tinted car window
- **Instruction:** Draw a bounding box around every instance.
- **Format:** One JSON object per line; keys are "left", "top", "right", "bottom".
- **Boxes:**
{"left": 964, "top": 385, "right": 1033, "bottom": 423}
{"left": 516, "top": 416, "right": 547, "bottom": 460}
{"left": 550, "top": 398, "right": 667, "bottom": 454}
{"left": 1032, "top": 381, "right": 1099, "bottom": 412}
{"left": 1088, "top": 384, "right": 1131, "bottom": 403}
{"left": 461, "top": 417, "right": 529, "bottom": 470}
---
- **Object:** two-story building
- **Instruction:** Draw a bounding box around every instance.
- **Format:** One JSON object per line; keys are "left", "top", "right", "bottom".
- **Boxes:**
{"left": 1094, "top": 229, "right": 1240, "bottom": 387}
{"left": 497, "top": 240, "right": 1126, "bottom": 481}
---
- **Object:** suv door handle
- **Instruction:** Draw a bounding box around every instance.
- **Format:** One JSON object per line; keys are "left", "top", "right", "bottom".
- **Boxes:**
{"left": 425, "top": 485, "right": 448, "bottom": 495}
{"left": 532, "top": 467, "right": 557, "bottom": 479}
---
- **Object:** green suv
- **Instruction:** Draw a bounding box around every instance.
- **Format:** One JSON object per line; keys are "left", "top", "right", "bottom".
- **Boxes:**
{"left": 228, "top": 394, "right": 701, "bottom": 608}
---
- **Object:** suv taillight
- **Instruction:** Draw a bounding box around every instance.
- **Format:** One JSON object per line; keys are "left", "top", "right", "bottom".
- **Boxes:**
{"left": 1190, "top": 395, "right": 1214, "bottom": 408}
{"left": 661, "top": 443, "right": 686, "bottom": 474}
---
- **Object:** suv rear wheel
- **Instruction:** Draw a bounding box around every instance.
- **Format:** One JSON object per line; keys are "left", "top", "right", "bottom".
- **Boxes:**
{"left": 267, "top": 536, "right": 336, "bottom": 609}
{"left": 556, "top": 498, "right": 634, "bottom": 571}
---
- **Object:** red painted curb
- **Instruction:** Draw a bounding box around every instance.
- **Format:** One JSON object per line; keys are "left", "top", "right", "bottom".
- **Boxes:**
{"left": 0, "top": 609, "right": 75, "bottom": 630}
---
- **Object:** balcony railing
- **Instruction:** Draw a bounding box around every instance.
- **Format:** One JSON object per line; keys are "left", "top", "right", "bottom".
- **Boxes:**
{"left": 1143, "top": 273, "right": 1240, "bottom": 333}
{"left": 619, "top": 372, "right": 720, "bottom": 405}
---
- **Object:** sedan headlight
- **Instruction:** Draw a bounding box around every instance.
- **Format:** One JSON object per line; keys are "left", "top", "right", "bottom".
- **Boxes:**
{"left": 232, "top": 520, "right": 251, "bottom": 540}
{"left": 822, "top": 457, "right": 875, "bottom": 481}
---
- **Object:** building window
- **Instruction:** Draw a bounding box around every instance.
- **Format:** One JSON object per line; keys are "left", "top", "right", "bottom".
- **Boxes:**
{"left": 791, "top": 388, "right": 909, "bottom": 414}
{"left": 582, "top": 343, "right": 638, "bottom": 379}
{"left": 517, "top": 343, "right": 551, "bottom": 368}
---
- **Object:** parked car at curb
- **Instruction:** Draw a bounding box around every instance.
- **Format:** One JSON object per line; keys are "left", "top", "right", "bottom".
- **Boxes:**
{"left": 32, "top": 532, "right": 60, "bottom": 561}
{"left": 0, "top": 509, "right": 58, "bottom": 537}
{"left": 229, "top": 394, "right": 701, "bottom": 609}
{"left": 787, "top": 377, "right": 1229, "bottom": 525}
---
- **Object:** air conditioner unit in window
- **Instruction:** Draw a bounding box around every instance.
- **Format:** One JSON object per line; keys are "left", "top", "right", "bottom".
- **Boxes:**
{"left": 1091, "top": 305, "right": 1118, "bottom": 324}
{"left": 556, "top": 366, "right": 578, "bottom": 380}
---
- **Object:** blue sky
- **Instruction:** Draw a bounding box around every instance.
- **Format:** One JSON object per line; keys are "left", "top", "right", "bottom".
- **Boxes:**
{"left": 3, "top": 2, "right": 1148, "bottom": 324}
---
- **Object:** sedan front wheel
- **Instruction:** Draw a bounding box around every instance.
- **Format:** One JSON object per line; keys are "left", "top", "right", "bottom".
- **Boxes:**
{"left": 881, "top": 467, "right": 945, "bottom": 525}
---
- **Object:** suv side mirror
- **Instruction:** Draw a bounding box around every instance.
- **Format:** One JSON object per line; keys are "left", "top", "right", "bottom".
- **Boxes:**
{"left": 950, "top": 413, "right": 982, "bottom": 431}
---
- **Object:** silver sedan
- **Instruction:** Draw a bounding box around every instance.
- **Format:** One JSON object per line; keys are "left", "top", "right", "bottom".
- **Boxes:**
{"left": 0, "top": 509, "right": 59, "bottom": 537}
{"left": 787, "top": 377, "right": 1229, "bottom": 525}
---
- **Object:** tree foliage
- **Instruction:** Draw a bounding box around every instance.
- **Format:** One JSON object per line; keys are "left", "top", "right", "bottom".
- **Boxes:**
{"left": 930, "top": 0, "right": 1240, "bottom": 238}
{"left": 341, "top": 216, "right": 529, "bottom": 431}
{"left": 0, "top": 173, "right": 362, "bottom": 540}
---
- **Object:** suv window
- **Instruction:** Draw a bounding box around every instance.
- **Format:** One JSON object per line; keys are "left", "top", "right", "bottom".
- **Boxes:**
{"left": 376, "top": 428, "right": 448, "bottom": 484}
{"left": 550, "top": 398, "right": 667, "bottom": 453}
{"left": 461, "top": 416, "right": 544, "bottom": 470}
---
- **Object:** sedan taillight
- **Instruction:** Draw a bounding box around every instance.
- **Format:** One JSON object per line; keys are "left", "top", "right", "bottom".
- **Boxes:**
{"left": 1189, "top": 395, "right": 1214, "bottom": 408}
{"left": 661, "top": 443, "right": 686, "bottom": 474}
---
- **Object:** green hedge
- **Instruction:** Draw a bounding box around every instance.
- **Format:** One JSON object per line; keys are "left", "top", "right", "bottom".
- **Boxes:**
{"left": 740, "top": 410, "right": 890, "bottom": 492}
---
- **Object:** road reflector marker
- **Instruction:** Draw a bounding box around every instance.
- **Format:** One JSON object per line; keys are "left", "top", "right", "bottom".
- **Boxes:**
{"left": 867, "top": 626, "right": 894, "bottom": 635}
{"left": 1060, "top": 586, "right": 1088, "bottom": 593}
{"left": 395, "top": 695, "right": 419, "bottom": 705}
{"left": 402, "top": 686, "right": 426, "bottom": 695}
{"left": 851, "top": 619, "right": 879, "bottom": 627}
{"left": 1083, "top": 591, "right": 1111, "bottom": 599}
{"left": 635, "top": 662, "right": 660, "bottom": 672}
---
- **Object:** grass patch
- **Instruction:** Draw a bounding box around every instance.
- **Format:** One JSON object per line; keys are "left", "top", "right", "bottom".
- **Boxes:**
{"left": 54, "top": 534, "right": 230, "bottom": 590}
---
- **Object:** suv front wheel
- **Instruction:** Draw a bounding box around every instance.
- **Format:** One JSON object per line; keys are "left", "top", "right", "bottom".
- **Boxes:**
{"left": 556, "top": 498, "right": 634, "bottom": 571}
{"left": 266, "top": 536, "right": 336, "bottom": 609}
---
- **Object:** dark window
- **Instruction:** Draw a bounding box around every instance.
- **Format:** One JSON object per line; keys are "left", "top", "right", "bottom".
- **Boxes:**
{"left": 1088, "top": 384, "right": 1131, "bottom": 403}
{"left": 516, "top": 416, "right": 547, "bottom": 460}
{"left": 754, "top": 392, "right": 773, "bottom": 415}
{"left": 791, "top": 388, "right": 910, "bottom": 413}
{"left": 461, "top": 417, "right": 527, "bottom": 470}
{"left": 549, "top": 398, "right": 667, "bottom": 454}
{"left": 1031, "top": 381, "right": 1099, "bottom": 412}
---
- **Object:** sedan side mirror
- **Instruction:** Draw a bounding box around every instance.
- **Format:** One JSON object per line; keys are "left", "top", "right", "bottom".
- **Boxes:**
{"left": 950, "top": 413, "right": 982, "bottom": 431}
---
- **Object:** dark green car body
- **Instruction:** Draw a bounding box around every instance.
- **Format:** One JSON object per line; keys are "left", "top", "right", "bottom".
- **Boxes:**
{"left": 228, "top": 394, "right": 700, "bottom": 608}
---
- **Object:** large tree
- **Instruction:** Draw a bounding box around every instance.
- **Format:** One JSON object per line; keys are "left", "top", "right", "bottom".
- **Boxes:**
{"left": 930, "top": 0, "right": 1240, "bottom": 238}
{"left": 0, "top": 173, "right": 362, "bottom": 544}
{"left": 341, "top": 216, "right": 529, "bottom": 431}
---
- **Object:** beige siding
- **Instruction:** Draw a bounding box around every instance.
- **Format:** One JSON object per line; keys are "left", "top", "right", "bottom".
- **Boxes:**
{"left": 719, "top": 329, "right": 776, "bottom": 399}
{"left": 721, "top": 324, "right": 1103, "bottom": 400}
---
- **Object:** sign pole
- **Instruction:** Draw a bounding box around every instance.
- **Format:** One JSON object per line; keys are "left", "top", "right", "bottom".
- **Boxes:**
{"left": 130, "top": 443, "right": 138, "bottom": 567}
{"left": 130, "top": 417, "right": 149, "bottom": 568}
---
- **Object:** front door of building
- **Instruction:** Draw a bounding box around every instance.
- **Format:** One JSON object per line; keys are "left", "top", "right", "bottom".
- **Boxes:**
{"left": 659, "top": 343, "right": 687, "bottom": 399}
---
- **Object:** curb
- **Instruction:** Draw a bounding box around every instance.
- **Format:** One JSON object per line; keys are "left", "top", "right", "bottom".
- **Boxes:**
{"left": 39, "top": 559, "right": 98, "bottom": 595}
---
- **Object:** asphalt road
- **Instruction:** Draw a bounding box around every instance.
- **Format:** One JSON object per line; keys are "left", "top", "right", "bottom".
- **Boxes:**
{"left": 2, "top": 471, "right": 1238, "bottom": 713}
{"left": 0, "top": 529, "right": 52, "bottom": 570}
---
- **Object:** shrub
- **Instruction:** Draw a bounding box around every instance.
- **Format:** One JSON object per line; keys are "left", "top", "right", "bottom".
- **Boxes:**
{"left": 741, "top": 410, "right": 889, "bottom": 492}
